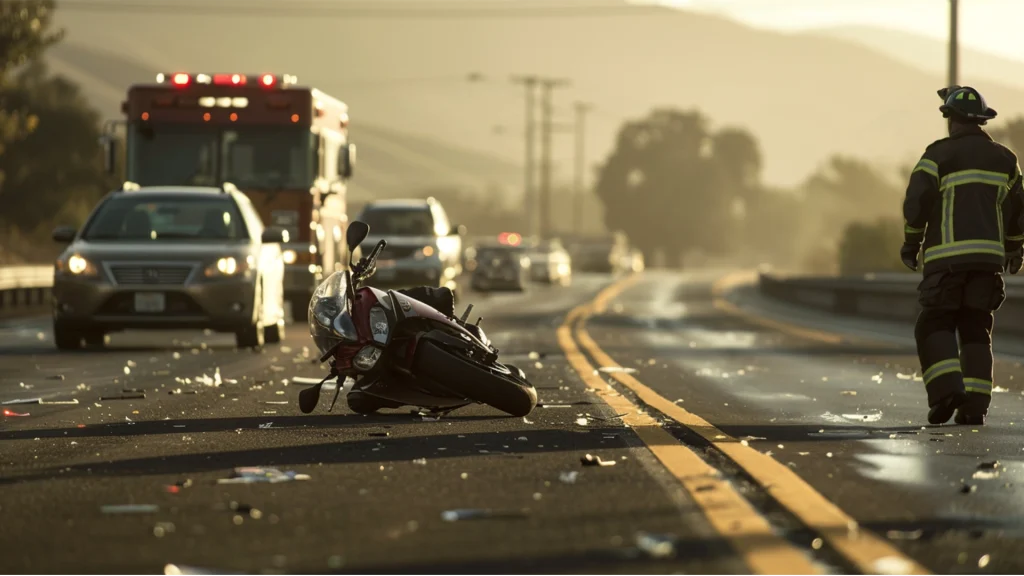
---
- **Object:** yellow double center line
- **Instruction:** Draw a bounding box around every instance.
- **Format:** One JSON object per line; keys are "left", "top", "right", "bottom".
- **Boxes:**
{"left": 557, "top": 273, "right": 929, "bottom": 575}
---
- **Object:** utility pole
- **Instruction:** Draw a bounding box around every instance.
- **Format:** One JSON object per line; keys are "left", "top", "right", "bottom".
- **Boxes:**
{"left": 572, "top": 101, "right": 592, "bottom": 236}
{"left": 538, "top": 77, "right": 571, "bottom": 240}
{"left": 511, "top": 75, "right": 539, "bottom": 238}
{"left": 948, "top": 0, "right": 959, "bottom": 87}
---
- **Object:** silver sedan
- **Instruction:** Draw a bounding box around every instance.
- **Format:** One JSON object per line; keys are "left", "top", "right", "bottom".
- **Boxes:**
{"left": 51, "top": 185, "right": 287, "bottom": 350}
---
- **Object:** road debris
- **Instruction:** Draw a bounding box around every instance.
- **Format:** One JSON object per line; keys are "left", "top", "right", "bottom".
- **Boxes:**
{"left": 886, "top": 529, "right": 924, "bottom": 540}
{"left": 559, "top": 471, "right": 580, "bottom": 484}
{"left": 153, "top": 522, "right": 176, "bottom": 537}
{"left": 598, "top": 366, "right": 637, "bottom": 374}
{"left": 581, "top": 454, "right": 616, "bottom": 467}
{"left": 440, "top": 508, "right": 527, "bottom": 522}
{"left": 100, "top": 392, "right": 146, "bottom": 400}
{"left": 216, "top": 467, "right": 311, "bottom": 484}
{"left": 635, "top": 531, "right": 677, "bottom": 559}
{"left": 165, "top": 564, "right": 233, "bottom": 575}
{"left": 978, "top": 460, "right": 1000, "bottom": 470}
{"left": 841, "top": 390, "right": 857, "bottom": 396}
{"left": 100, "top": 504, "right": 160, "bottom": 514}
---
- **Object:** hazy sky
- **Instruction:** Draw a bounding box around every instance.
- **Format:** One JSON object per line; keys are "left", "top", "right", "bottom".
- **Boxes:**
{"left": 645, "top": 0, "right": 1024, "bottom": 62}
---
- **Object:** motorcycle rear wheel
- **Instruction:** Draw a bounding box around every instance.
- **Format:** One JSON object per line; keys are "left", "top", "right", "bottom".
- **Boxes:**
{"left": 414, "top": 341, "right": 538, "bottom": 417}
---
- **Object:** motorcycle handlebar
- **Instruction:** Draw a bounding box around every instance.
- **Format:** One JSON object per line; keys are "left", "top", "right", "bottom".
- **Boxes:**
{"left": 368, "top": 240, "right": 387, "bottom": 264}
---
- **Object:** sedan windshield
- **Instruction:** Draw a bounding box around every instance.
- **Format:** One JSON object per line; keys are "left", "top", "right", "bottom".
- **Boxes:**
{"left": 82, "top": 195, "right": 249, "bottom": 242}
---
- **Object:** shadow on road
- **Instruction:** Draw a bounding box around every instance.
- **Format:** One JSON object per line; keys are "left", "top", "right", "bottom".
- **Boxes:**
{"left": 0, "top": 425, "right": 630, "bottom": 486}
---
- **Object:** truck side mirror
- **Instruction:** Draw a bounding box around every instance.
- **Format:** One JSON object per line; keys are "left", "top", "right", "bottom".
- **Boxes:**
{"left": 101, "top": 137, "right": 117, "bottom": 175}
{"left": 338, "top": 143, "right": 356, "bottom": 179}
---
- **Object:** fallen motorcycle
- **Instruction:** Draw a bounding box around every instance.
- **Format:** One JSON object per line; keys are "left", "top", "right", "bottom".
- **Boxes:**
{"left": 299, "top": 221, "right": 538, "bottom": 417}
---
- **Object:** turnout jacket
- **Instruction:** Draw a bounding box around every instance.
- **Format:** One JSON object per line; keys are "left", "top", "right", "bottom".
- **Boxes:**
{"left": 903, "top": 124, "right": 1024, "bottom": 276}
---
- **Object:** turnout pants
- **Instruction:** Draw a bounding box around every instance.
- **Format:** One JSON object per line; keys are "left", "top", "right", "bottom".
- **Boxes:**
{"left": 915, "top": 270, "right": 1005, "bottom": 416}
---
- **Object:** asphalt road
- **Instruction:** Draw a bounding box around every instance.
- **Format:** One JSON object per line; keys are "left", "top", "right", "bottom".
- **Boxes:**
{"left": 1, "top": 269, "right": 1021, "bottom": 574}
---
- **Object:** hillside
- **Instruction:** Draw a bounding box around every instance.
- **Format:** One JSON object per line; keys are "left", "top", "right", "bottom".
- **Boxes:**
{"left": 49, "top": 2, "right": 1024, "bottom": 188}
{"left": 818, "top": 25, "right": 1024, "bottom": 92}
{"left": 45, "top": 41, "right": 523, "bottom": 202}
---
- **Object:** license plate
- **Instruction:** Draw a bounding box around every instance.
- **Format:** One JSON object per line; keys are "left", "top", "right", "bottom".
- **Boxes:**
{"left": 134, "top": 292, "right": 166, "bottom": 313}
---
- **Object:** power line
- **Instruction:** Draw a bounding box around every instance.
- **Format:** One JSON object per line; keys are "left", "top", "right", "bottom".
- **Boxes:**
{"left": 511, "top": 75, "right": 539, "bottom": 238}
{"left": 538, "top": 77, "right": 571, "bottom": 240}
{"left": 572, "top": 101, "right": 592, "bottom": 236}
{"left": 57, "top": 0, "right": 668, "bottom": 18}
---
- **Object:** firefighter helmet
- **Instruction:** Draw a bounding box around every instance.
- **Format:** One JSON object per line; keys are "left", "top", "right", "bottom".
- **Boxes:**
{"left": 938, "top": 86, "right": 998, "bottom": 121}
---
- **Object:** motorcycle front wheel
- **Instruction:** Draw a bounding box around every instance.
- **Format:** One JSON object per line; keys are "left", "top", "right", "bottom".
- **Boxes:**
{"left": 414, "top": 340, "right": 538, "bottom": 417}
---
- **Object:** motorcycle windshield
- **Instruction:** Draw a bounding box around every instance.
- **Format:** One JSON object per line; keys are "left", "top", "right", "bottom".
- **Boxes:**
{"left": 308, "top": 271, "right": 359, "bottom": 357}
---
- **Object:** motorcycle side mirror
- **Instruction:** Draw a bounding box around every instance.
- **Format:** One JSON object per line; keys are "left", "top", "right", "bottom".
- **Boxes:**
{"left": 298, "top": 383, "right": 323, "bottom": 414}
{"left": 346, "top": 221, "right": 370, "bottom": 258}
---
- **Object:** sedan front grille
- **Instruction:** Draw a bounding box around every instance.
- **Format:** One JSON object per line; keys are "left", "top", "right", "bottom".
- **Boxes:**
{"left": 109, "top": 264, "right": 195, "bottom": 286}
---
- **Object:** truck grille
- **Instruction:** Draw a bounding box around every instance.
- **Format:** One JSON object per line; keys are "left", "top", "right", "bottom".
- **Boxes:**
{"left": 109, "top": 264, "right": 195, "bottom": 286}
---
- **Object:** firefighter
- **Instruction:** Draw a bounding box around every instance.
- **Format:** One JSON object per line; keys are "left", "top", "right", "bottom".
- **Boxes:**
{"left": 901, "top": 85, "right": 1024, "bottom": 426}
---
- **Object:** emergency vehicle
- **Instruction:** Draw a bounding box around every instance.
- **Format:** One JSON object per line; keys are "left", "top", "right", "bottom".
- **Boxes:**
{"left": 105, "top": 72, "right": 356, "bottom": 320}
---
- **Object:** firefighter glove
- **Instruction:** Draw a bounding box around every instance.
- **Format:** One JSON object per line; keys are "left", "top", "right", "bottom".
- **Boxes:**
{"left": 1005, "top": 249, "right": 1023, "bottom": 275}
{"left": 900, "top": 243, "right": 920, "bottom": 271}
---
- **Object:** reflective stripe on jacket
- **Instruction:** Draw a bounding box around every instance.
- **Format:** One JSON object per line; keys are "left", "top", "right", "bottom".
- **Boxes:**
{"left": 903, "top": 125, "right": 1024, "bottom": 276}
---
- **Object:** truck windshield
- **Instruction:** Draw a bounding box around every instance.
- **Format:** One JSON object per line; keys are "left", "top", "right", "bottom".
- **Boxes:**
{"left": 82, "top": 195, "right": 249, "bottom": 243}
{"left": 128, "top": 124, "right": 316, "bottom": 189}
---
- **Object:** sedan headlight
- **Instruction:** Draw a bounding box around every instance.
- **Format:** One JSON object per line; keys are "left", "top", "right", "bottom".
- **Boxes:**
{"left": 204, "top": 256, "right": 252, "bottom": 278}
{"left": 369, "top": 305, "right": 389, "bottom": 344}
{"left": 56, "top": 254, "right": 98, "bottom": 277}
{"left": 414, "top": 246, "right": 436, "bottom": 260}
{"left": 352, "top": 345, "right": 383, "bottom": 371}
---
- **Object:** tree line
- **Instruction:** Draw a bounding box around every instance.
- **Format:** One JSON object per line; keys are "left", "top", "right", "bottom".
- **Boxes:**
{"left": 592, "top": 106, "right": 1024, "bottom": 275}
{"left": 0, "top": 1, "right": 115, "bottom": 265}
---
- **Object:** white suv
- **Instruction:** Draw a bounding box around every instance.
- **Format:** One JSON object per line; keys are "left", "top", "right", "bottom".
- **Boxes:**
{"left": 356, "top": 198, "right": 464, "bottom": 289}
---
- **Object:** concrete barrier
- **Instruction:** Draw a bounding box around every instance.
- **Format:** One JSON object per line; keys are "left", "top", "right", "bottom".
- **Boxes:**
{"left": 0, "top": 266, "right": 53, "bottom": 317}
{"left": 757, "top": 271, "right": 1024, "bottom": 333}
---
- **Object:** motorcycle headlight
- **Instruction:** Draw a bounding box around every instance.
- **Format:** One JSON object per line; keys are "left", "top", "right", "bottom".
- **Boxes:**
{"left": 353, "top": 345, "right": 382, "bottom": 371}
{"left": 369, "top": 305, "right": 389, "bottom": 344}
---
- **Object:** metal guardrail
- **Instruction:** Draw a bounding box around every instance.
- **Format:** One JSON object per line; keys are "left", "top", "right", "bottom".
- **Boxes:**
{"left": 0, "top": 266, "right": 54, "bottom": 314}
{"left": 757, "top": 271, "right": 1024, "bottom": 334}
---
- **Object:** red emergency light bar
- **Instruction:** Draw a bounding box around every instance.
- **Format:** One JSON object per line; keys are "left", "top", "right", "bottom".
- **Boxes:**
{"left": 213, "top": 73, "right": 246, "bottom": 86}
{"left": 155, "top": 73, "right": 298, "bottom": 88}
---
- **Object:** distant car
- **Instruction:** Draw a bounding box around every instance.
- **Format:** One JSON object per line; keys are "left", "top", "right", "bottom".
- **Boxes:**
{"left": 50, "top": 184, "right": 287, "bottom": 350}
{"left": 356, "top": 198, "right": 463, "bottom": 290}
{"left": 570, "top": 234, "right": 630, "bottom": 274}
{"left": 528, "top": 238, "right": 572, "bottom": 286}
{"left": 470, "top": 245, "right": 530, "bottom": 292}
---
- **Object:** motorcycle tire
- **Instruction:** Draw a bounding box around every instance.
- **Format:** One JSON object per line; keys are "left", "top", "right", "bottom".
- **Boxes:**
{"left": 414, "top": 340, "right": 538, "bottom": 417}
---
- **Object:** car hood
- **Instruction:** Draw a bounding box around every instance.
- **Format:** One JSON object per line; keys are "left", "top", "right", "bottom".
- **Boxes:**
{"left": 66, "top": 241, "right": 254, "bottom": 262}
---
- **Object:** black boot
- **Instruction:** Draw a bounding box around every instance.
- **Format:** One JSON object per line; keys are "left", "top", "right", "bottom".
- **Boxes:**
{"left": 928, "top": 392, "right": 969, "bottom": 425}
{"left": 954, "top": 409, "right": 986, "bottom": 426}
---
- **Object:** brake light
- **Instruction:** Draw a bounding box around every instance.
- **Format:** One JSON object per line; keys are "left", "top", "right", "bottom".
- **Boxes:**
{"left": 499, "top": 232, "right": 522, "bottom": 246}
{"left": 260, "top": 74, "right": 276, "bottom": 88}
{"left": 213, "top": 73, "right": 247, "bottom": 86}
{"left": 172, "top": 73, "right": 191, "bottom": 87}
